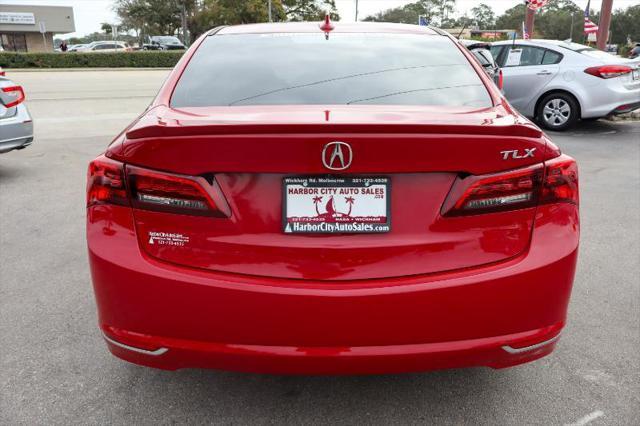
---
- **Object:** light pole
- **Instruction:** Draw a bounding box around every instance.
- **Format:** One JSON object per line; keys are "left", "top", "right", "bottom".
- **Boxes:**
{"left": 268, "top": 0, "right": 272, "bottom": 22}
{"left": 355, "top": 0, "right": 359, "bottom": 21}
{"left": 569, "top": 12, "right": 574, "bottom": 41}
{"left": 181, "top": 1, "right": 187, "bottom": 45}
{"left": 525, "top": 6, "right": 535, "bottom": 38}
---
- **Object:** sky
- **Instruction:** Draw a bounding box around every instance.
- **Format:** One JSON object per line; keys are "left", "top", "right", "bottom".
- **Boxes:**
{"left": 5, "top": 0, "right": 637, "bottom": 38}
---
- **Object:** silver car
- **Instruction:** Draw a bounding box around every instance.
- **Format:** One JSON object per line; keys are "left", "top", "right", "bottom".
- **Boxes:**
{"left": 490, "top": 39, "right": 640, "bottom": 130}
{"left": 0, "top": 76, "right": 33, "bottom": 154}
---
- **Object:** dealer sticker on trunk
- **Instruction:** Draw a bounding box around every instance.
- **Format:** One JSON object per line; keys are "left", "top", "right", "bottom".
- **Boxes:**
{"left": 283, "top": 176, "right": 390, "bottom": 234}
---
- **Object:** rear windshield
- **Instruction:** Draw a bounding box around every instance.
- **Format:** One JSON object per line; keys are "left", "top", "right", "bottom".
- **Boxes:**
{"left": 171, "top": 33, "right": 492, "bottom": 108}
{"left": 556, "top": 41, "right": 617, "bottom": 60}
{"left": 154, "top": 36, "right": 181, "bottom": 43}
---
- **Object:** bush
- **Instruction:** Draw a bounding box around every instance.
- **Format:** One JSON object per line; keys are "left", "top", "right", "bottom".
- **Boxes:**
{"left": 0, "top": 51, "right": 184, "bottom": 69}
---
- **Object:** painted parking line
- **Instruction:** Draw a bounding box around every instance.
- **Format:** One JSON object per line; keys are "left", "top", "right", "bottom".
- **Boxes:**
{"left": 566, "top": 410, "right": 604, "bottom": 426}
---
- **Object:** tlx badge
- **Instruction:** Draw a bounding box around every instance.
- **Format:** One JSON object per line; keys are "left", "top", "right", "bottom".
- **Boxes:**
{"left": 500, "top": 148, "right": 536, "bottom": 160}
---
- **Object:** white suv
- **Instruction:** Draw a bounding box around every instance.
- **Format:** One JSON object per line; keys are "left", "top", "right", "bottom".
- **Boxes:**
{"left": 77, "top": 41, "right": 131, "bottom": 53}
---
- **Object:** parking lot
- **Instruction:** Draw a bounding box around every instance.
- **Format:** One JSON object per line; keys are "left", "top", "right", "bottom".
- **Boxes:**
{"left": 1, "top": 70, "right": 638, "bottom": 425}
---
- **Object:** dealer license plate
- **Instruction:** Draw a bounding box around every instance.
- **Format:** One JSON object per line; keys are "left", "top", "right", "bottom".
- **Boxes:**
{"left": 632, "top": 69, "right": 639, "bottom": 80}
{"left": 283, "top": 176, "right": 390, "bottom": 234}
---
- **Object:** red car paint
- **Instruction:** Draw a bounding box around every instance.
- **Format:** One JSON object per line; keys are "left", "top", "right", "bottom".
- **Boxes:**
{"left": 87, "top": 22, "right": 579, "bottom": 374}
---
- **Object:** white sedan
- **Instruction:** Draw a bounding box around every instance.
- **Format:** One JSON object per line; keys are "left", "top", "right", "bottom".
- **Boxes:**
{"left": 490, "top": 39, "right": 640, "bottom": 130}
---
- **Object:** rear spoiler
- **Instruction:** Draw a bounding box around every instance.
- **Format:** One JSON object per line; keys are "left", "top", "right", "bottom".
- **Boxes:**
{"left": 126, "top": 121, "right": 543, "bottom": 140}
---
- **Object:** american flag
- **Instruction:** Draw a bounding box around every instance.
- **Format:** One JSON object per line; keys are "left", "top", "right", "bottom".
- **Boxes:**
{"left": 526, "top": 0, "right": 549, "bottom": 11}
{"left": 584, "top": 0, "right": 599, "bottom": 34}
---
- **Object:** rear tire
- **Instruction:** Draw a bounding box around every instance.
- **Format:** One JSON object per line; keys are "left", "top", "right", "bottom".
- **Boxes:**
{"left": 536, "top": 93, "right": 579, "bottom": 131}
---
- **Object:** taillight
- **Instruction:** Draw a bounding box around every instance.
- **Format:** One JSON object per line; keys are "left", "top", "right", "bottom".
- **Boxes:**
{"left": 442, "top": 155, "right": 578, "bottom": 216}
{"left": 127, "top": 165, "right": 231, "bottom": 217}
{"left": 584, "top": 65, "right": 632, "bottom": 79}
{"left": 87, "top": 156, "right": 231, "bottom": 217}
{"left": 498, "top": 68, "right": 504, "bottom": 90}
{"left": 87, "top": 155, "right": 128, "bottom": 207}
{"left": 442, "top": 164, "right": 543, "bottom": 216}
{"left": 1, "top": 85, "right": 25, "bottom": 108}
{"left": 540, "top": 155, "right": 579, "bottom": 205}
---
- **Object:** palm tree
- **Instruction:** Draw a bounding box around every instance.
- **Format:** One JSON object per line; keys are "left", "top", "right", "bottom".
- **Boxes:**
{"left": 313, "top": 196, "right": 323, "bottom": 215}
{"left": 344, "top": 196, "right": 355, "bottom": 216}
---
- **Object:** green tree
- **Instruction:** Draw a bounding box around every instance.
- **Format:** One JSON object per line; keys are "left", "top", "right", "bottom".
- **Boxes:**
{"left": 282, "top": 0, "right": 339, "bottom": 21}
{"left": 470, "top": 4, "right": 495, "bottom": 30}
{"left": 363, "top": 0, "right": 457, "bottom": 26}
{"left": 100, "top": 22, "right": 113, "bottom": 35}
{"left": 535, "top": 0, "right": 582, "bottom": 42}
{"left": 188, "top": 0, "right": 339, "bottom": 41}
{"left": 495, "top": 3, "right": 526, "bottom": 34}
{"left": 609, "top": 5, "right": 640, "bottom": 45}
{"left": 115, "top": 0, "right": 196, "bottom": 44}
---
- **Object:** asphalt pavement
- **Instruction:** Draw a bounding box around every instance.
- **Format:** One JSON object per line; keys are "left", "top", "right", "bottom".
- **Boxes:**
{"left": 1, "top": 70, "right": 638, "bottom": 425}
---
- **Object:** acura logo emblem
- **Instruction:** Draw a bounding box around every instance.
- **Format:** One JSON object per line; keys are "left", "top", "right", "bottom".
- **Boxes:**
{"left": 322, "top": 142, "right": 352, "bottom": 170}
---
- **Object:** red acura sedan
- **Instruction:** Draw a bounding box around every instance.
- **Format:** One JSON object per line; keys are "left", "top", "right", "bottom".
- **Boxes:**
{"left": 87, "top": 22, "right": 579, "bottom": 374}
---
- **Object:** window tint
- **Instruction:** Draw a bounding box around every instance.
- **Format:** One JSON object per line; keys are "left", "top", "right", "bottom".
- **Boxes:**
{"left": 489, "top": 45, "right": 504, "bottom": 63}
{"left": 519, "top": 46, "right": 545, "bottom": 66}
{"left": 171, "top": 34, "right": 492, "bottom": 108}
{"left": 472, "top": 49, "right": 491, "bottom": 66}
{"left": 542, "top": 50, "right": 562, "bottom": 65}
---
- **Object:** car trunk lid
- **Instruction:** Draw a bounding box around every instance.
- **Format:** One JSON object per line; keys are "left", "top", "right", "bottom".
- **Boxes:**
{"left": 109, "top": 105, "right": 551, "bottom": 281}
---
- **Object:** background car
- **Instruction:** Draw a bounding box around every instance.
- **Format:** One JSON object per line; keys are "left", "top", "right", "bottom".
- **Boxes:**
{"left": 68, "top": 43, "right": 89, "bottom": 52}
{"left": 0, "top": 76, "right": 33, "bottom": 154}
{"left": 77, "top": 41, "right": 131, "bottom": 52}
{"left": 142, "top": 36, "right": 186, "bottom": 50}
{"left": 630, "top": 43, "right": 640, "bottom": 59}
{"left": 460, "top": 40, "right": 502, "bottom": 89}
{"left": 490, "top": 39, "right": 640, "bottom": 130}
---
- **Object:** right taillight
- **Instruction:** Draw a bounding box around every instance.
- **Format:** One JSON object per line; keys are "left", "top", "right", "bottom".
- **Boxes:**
{"left": 442, "top": 154, "right": 578, "bottom": 217}
{"left": 584, "top": 65, "right": 633, "bottom": 79}
{"left": 540, "top": 155, "right": 579, "bottom": 206}
{"left": 87, "top": 156, "right": 231, "bottom": 217}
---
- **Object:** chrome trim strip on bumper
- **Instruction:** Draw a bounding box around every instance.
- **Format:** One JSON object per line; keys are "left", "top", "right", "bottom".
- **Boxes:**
{"left": 102, "top": 333, "right": 169, "bottom": 356}
{"left": 501, "top": 333, "right": 561, "bottom": 354}
{"left": 0, "top": 134, "right": 34, "bottom": 144}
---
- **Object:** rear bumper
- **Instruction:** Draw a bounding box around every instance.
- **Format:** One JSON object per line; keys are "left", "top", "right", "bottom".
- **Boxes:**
{"left": 101, "top": 324, "right": 564, "bottom": 374}
{"left": 88, "top": 203, "right": 579, "bottom": 375}
{"left": 607, "top": 101, "right": 640, "bottom": 116}
{"left": 581, "top": 82, "right": 640, "bottom": 119}
{"left": 0, "top": 105, "right": 33, "bottom": 154}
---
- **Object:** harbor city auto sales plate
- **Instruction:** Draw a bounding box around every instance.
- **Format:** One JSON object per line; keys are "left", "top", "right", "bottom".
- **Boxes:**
{"left": 283, "top": 176, "right": 391, "bottom": 234}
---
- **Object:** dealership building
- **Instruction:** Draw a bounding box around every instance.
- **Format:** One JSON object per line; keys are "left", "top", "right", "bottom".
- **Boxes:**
{"left": 0, "top": 5, "right": 75, "bottom": 52}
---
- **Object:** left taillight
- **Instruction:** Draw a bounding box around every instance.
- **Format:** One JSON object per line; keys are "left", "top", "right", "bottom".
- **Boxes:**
{"left": 498, "top": 68, "right": 504, "bottom": 90}
{"left": 1, "top": 85, "right": 25, "bottom": 108}
{"left": 442, "top": 154, "right": 578, "bottom": 217}
{"left": 127, "top": 165, "right": 231, "bottom": 217}
{"left": 87, "top": 155, "right": 128, "bottom": 207}
{"left": 87, "top": 156, "right": 231, "bottom": 217}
